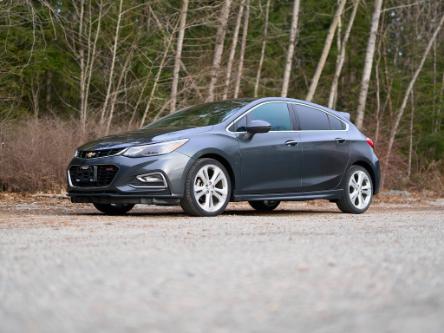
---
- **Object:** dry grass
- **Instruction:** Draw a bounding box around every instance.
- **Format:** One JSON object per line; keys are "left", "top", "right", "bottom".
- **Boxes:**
{"left": 0, "top": 118, "right": 125, "bottom": 192}
{"left": 0, "top": 118, "right": 442, "bottom": 194}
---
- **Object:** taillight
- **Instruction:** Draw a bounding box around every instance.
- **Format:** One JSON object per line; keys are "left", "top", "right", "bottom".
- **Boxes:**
{"left": 366, "top": 137, "right": 375, "bottom": 150}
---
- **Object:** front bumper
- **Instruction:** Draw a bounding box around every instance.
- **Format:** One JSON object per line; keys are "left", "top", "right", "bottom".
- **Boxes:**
{"left": 67, "top": 151, "right": 193, "bottom": 204}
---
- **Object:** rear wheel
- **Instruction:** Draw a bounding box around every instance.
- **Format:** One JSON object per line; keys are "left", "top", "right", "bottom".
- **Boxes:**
{"left": 93, "top": 203, "right": 134, "bottom": 215}
{"left": 248, "top": 200, "right": 280, "bottom": 211}
{"left": 181, "top": 158, "right": 231, "bottom": 217}
{"left": 336, "top": 165, "right": 373, "bottom": 214}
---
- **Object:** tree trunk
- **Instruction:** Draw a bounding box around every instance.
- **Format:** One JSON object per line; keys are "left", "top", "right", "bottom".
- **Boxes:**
{"left": 383, "top": 13, "right": 444, "bottom": 187}
{"left": 374, "top": 47, "right": 381, "bottom": 144}
{"left": 254, "top": 0, "right": 271, "bottom": 97}
{"left": 100, "top": 0, "right": 123, "bottom": 125}
{"left": 82, "top": 0, "right": 102, "bottom": 130}
{"left": 281, "top": 0, "right": 300, "bottom": 97}
{"left": 170, "top": 0, "right": 189, "bottom": 113}
{"left": 305, "top": 0, "right": 347, "bottom": 102}
{"left": 435, "top": 70, "right": 444, "bottom": 132}
{"left": 407, "top": 90, "right": 414, "bottom": 179}
{"left": 355, "top": 0, "right": 383, "bottom": 129}
{"left": 233, "top": 0, "right": 250, "bottom": 99}
{"left": 222, "top": 0, "right": 245, "bottom": 100}
{"left": 328, "top": 0, "right": 359, "bottom": 108}
{"left": 207, "top": 0, "right": 232, "bottom": 102}
{"left": 105, "top": 45, "right": 135, "bottom": 135}
{"left": 139, "top": 30, "right": 176, "bottom": 127}
{"left": 78, "top": 0, "right": 86, "bottom": 130}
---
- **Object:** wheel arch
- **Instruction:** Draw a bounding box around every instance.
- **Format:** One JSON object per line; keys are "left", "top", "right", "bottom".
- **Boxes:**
{"left": 196, "top": 153, "right": 236, "bottom": 195}
{"left": 351, "top": 160, "right": 377, "bottom": 194}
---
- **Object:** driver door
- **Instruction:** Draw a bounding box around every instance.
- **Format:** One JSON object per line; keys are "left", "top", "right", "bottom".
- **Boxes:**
{"left": 231, "top": 102, "right": 302, "bottom": 195}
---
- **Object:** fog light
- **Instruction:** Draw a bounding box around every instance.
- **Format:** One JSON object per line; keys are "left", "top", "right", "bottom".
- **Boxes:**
{"left": 135, "top": 172, "right": 167, "bottom": 188}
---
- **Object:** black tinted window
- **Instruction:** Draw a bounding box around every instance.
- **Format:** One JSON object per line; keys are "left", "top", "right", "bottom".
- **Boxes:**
{"left": 328, "top": 115, "right": 346, "bottom": 130}
{"left": 248, "top": 102, "right": 292, "bottom": 131}
{"left": 296, "top": 106, "right": 330, "bottom": 130}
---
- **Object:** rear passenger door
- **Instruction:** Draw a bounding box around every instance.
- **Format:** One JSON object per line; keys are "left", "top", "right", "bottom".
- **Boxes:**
{"left": 291, "top": 104, "right": 350, "bottom": 192}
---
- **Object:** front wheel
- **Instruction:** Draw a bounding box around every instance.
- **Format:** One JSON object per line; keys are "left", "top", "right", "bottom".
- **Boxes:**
{"left": 181, "top": 158, "right": 231, "bottom": 217}
{"left": 336, "top": 165, "right": 373, "bottom": 214}
{"left": 249, "top": 200, "right": 280, "bottom": 211}
{"left": 93, "top": 203, "right": 134, "bottom": 215}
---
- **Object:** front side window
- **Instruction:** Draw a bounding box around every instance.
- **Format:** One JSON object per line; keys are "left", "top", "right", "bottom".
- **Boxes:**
{"left": 295, "top": 105, "right": 330, "bottom": 131}
{"left": 247, "top": 102, "right": 292, "bottom": 131}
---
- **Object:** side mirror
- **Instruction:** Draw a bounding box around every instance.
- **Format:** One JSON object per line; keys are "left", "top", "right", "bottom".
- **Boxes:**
{"left": 246, "top": 120, "right": 271, "bottom": 134}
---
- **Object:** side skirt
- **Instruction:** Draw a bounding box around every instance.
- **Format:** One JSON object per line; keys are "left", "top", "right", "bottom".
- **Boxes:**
{"left": 232, "top": 189, "right": 344, "bottom": 202}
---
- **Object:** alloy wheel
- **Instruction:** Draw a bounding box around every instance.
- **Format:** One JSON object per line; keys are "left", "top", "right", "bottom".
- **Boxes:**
{"left": 348, "top": 170, "right": 372, "bottom": 210}
{"left": 193, "top": 164, "right": 229, "bottom": 213}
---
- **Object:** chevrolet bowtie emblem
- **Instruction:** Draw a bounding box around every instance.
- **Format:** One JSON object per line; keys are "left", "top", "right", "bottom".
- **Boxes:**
{"left": 86, "top": 151, "right": 96, "bottom": 158}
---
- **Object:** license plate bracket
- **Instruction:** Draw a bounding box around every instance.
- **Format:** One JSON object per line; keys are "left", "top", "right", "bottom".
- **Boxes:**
{"left": 75, "top": 165, "right": 97, "bottom": 184}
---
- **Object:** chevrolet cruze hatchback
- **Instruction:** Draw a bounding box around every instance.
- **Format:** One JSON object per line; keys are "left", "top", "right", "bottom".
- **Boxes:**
{"left": 67, "top": 97, "right": 380, "bottom": 216}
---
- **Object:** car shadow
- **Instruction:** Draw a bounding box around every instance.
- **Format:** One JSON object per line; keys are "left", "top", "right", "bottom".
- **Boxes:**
{"left": 70, "top": 207, "right": 340, "bottom": 217}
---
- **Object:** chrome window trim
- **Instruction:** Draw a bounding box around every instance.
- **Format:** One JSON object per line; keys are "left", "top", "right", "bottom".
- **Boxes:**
{"left": 225, "top": 100, "right": 349, "bottom": 134}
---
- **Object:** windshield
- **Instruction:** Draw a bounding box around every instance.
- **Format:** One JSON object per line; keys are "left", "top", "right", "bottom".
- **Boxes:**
{"left": 145, "top": 99, "right": 253, "bottom": 130}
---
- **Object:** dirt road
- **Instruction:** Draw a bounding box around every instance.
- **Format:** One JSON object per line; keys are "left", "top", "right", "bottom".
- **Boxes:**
{"left": 1, "top": 196, "right": 444, "bottom": 333}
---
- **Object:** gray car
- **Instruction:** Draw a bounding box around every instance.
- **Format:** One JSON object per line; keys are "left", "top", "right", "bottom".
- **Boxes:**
{"left": 67, "top": 97, "right": 380, "bottom": 216}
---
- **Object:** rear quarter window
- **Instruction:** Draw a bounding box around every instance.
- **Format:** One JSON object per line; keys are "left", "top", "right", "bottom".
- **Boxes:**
{"left": 328, "top": 115, "right": 346, "bottom": 130}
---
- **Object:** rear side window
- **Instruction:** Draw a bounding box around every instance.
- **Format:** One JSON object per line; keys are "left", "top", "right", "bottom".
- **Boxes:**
{"left": 295, "top": 106, "right": 330, "bottom": 130}
{"left": 248, "top": 102, "right": 292, "bottom": 131}
{"left": 328, "top": 115, "right": 346, "bottom": 130}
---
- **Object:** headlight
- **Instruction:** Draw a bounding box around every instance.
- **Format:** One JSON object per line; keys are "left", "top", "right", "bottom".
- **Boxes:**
{"left": 123, "top": 139, "right": 188, "bottom": 158}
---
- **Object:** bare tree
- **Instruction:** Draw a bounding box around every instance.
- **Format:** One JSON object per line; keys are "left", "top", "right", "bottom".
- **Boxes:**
{"left": 222, "top": 0, "right": 245, "bottom": 100}
{"left": 305, "top": 0, "right": 347, "bottom": 102}
{"left": 407, "top": 90, "right": 414, "bottom": 179}
{"left": 100, "top": 0, "right": 124, "bottom": 125}
{"left": 281, "top": 0, "right": 300, "bottom": 97}
{"left": 233, "top": 0, "right": 250, "bottom": 99}
{"left": 328, "top": 0, "right": 359, "bottom": 108}
{"left": 383, "top": 13, "right": 444, "bottom": 184}
{"left": 170, "top": 0, "right": 189, "bottom": 113}
{"left": 82, "top": 0, "right": 103, "bottom": 131}
{"left": 139, "top": 29, "right": 176, "bottom": 127}
{"left": 254, "top": 0, "right": 271, "bottom": 97}
{"left": 77, "top": 0, "right": 86, "bottom": 127}
{"left": 355, "top": 0, "right": 383, "bottom": 129}
{"left": 435, "top": 71, "right": 444, "bottom": 132}
{"left": 207, "top": 0, "right": 233, "bottom": 102}
{"left": 105, "top": 45, "right": 136, "bottom": 134}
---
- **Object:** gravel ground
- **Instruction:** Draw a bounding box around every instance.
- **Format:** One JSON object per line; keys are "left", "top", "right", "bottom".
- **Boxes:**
{"left": 0, "top": 196, "right": 444, "bottom": 333}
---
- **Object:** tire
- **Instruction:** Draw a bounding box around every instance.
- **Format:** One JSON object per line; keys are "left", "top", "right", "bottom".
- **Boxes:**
{"left": 180, "top": 158, "right": 231, "bottom": 217}
{"left": 336, "top": 165, "right": 373, "bottom": 214}
{"left": 93, "top": 203, "right": 135, "bottom": 215}
{"left": 248, "top": 200, "right": 280, "bottom": 211}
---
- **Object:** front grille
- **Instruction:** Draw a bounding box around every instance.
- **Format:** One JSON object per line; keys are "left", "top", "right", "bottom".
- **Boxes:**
{"left": 78, "top": 148, "right": 124, "bottom": 159}
{"left": 69, "top": 165, "right": 119, "bottom": 187}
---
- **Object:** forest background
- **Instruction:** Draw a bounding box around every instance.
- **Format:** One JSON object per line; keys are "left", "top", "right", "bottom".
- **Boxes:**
{"left": 0, "top": 0, "right": 443, "bottom": 194}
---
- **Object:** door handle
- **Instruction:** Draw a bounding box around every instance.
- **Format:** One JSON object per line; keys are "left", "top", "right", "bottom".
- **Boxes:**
{"left": 285, "top": 140, "right": 298, "bottom": 146}
{"left": 335, "top": 138, "right": 346, "bottom": 144}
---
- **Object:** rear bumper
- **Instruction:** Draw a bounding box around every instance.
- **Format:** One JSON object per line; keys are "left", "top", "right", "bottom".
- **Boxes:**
{"left": 373, "top": 160, "right": 381, "bottom": 194}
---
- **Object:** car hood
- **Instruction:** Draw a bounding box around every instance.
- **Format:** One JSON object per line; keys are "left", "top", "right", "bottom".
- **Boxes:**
{"left": 79, "top": 126, "right": 212, "bottom": 151}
